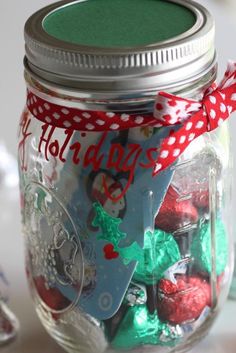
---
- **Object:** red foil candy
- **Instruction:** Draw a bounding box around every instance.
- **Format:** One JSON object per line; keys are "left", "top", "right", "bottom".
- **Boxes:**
{"left": 192, "top": 189, "right": 209, "bottom": 210}
{"left": 33, "top": 276, "right": 71, "bottom": 312}
{"left": 155, "top": 186, "right": 199, "bottom": 233}
{"left": 157, "top": 275, "right": 210, "bottom": 324}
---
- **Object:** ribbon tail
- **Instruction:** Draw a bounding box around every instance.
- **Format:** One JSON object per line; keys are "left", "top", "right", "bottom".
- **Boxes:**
{"left": 153, "top": 110, "right": 207, "bottom": 176}
{"left": 219, "top": 61, "right": 236, "bottom": 89}
{"left": 154, "top": 91, "right": 201, "bottom": 124}
{"left": 158, "top": 91, "right": 199, "bottom": 105}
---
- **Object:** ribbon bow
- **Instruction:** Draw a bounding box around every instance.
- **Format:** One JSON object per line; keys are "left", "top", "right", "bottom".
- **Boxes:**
{"left": 152, "top": 61, "right": 236, "bottom": 175}
{"left": 26, "top": 61, "right": 236, "bottom": 176}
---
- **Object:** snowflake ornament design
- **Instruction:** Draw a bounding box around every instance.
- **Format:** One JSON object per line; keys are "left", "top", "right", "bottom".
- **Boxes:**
{"left": 24, "top": 183, "right": 84, "bottom": 313}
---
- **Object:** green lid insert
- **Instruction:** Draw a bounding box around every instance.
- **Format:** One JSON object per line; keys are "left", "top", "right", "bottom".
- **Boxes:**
{"left": 43, "top": 0, "right": 196, "bottom": 48}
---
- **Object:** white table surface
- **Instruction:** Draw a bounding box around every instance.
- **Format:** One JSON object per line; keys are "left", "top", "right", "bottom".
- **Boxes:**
{"left": 1, "top": 0, "right": 236, "bottom": 353}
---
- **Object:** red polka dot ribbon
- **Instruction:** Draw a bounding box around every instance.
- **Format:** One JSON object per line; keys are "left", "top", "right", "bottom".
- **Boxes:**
{"left": 27, "top": 61, "right": 236, "bottom": 175}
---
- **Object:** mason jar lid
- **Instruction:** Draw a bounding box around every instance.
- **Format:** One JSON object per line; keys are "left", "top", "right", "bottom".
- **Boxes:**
{"left": 24, "top": 0, "right": 216, "bottom": 93}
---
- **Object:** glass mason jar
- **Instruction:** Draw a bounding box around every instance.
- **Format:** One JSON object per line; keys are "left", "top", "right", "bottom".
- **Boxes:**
{"left": 0, "top": 266, "right": 18, "bottom": 345}
{"left": 19, "top": 1, "right": 233, "bottom": 353}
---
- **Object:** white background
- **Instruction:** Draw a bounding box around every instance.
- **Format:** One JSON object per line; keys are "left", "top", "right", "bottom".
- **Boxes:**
{"left": 0, "top": 1, "right": 236, "bottom": 352}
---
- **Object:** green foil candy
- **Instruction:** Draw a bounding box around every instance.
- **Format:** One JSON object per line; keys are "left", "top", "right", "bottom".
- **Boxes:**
{"left": 111, "top": 305, "right": 181, "bottom": 349}
{"left": 124, "top": 282, "right": 147, "bottom": 306}
{"left": 191, "top": 219, "right": 228, "bottom": 275}
{"left": 133, "top": 229, "right": 181, "bottom": 285}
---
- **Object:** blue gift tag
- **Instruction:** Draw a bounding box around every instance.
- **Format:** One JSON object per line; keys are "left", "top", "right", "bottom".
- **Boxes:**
{"left": 24, "top": 125, "right": 176, "bottom": 320}
{"left": 61, "top": 127, "right": 175, "bottom": 319}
